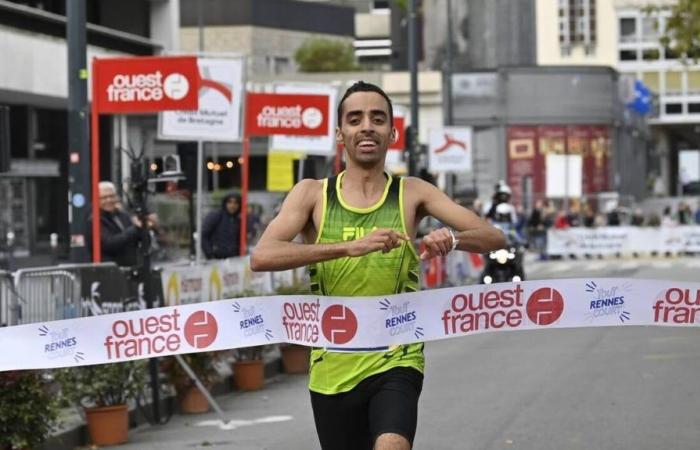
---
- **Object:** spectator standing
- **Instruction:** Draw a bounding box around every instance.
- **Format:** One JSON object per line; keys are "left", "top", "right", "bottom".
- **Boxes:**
{"left": 87, "top": 181, "right": 144, "bottom": 267}
{"left": 661, "top": 206, "right": 677, "bottom": 227}
{"left": 630, "top": 208, "right": 645, "bottom": 226}
{"left": 527, "top": 200, "right": 546, "bottom": 256}
{"left": 677, "top": 202, "right": 693, "bottom": 225}
{"left": 582, "top": 204, "right": 596, "bottom": 227}
{"left": 694, "top": 202, "right": 700, "bottom": 224}
{"left": 201, "top": 193, "right": 241, "bottom": 259}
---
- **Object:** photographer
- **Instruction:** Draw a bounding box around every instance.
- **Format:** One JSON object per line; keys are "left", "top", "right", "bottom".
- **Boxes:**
{"left": 87, "top": 181, "right": 145, "bottom": 267}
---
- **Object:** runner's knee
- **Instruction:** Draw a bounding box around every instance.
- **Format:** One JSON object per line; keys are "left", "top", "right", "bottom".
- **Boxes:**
{"left": 374, "top": 432, "right": 411, "bottom": 450}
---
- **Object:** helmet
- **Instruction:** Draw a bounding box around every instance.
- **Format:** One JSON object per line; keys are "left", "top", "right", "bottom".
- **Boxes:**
{"left": 493, "top": 181, "right": 511, "bottom": 204}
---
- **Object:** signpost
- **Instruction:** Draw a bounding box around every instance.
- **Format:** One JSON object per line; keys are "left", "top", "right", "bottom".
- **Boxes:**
{"left": 428, "top": 127, "right": 473, "bottom": 173}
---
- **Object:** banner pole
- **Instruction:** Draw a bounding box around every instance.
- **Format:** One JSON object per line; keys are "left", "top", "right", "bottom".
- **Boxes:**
{"left": 90, "top": 58, "right": 101, "bottom": 263}
{"left": 240, "top": 134, "right": 249, "bottom": 256}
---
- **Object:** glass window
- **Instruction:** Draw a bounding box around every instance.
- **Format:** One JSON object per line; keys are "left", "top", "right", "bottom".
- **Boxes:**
{"left": 619, "top": 18, "right": 636, "bottom": 42}
{"left": 664, "top": 103, "right": 682, "bottom": 114}
{"left": 642, "top": 72, "right": 660, "bottom": 92}
{"left": 642, "top": 49, "right": 660, "bottom": 61}
{"left": 689, "top": 103, "right": 700, "bottom": 114}
{"left": 666, "top": 71, "right": 682, "bottom": 95}
{"left": 664, "top": 47, "right": 679, "bottom": 60}
{"left": 620, "top": 50, "right": 638, "bottom": 61}
{"left": 641, "top": 17, "right": 659, "bottom": 41}
{"left": 688, "top": 71, "right": 700, "bottom": 94}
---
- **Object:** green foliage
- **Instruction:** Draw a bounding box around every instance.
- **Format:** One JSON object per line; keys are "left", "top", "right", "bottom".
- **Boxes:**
{"left": 294, "top": 38, "right": 359, "bottom": 73}
{"left": 646, "top": 0, "right": 700, "bottom": 62}
{"left": 54, "top": 361, "right": 147, "bottom": 408}
{"left": 162, "top": 352, "right": 221, "bottom": 390}
{"left": 0, "top": 371, "right": 58, "bottom": 450}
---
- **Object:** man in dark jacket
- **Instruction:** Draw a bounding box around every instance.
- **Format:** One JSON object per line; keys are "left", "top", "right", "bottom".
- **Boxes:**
{"left": 201, "top": 193, "right": 241, "bottom": 259}
{"left": 87, "top": 181, "right": 143, "bottom": 267}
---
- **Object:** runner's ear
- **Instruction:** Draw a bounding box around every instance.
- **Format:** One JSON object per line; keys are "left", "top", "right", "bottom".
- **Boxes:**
{"left": 390, "top": 126, "right": 398, "bottom": 145}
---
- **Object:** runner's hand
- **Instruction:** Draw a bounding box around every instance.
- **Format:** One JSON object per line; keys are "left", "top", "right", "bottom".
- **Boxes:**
{"left": 346, "top": 228, "right": 408, "bottom": 257}
{"left": 420, "top": 228, "right": 455, "bottom": 260}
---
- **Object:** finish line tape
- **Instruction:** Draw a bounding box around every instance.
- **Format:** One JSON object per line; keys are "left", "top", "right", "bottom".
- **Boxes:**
{"left": 2, "top": 278, "right": 699, "bottom": 371}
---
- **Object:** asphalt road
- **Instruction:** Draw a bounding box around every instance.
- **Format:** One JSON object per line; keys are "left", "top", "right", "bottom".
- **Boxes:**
{"left": 112, "top": 256, "right": 700, "bottom": 450}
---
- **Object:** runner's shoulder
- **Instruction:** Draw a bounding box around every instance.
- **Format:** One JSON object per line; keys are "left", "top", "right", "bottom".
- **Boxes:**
{"left": 289, "top": 178, "right": 325, "bottom": 207}
{"left": 402, "top": 176, "right": 437, "bottom": 199}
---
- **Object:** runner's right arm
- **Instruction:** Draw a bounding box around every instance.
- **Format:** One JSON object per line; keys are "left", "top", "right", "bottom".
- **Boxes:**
{"left": 250, "top": 179, "right": 407, "bottom": 272}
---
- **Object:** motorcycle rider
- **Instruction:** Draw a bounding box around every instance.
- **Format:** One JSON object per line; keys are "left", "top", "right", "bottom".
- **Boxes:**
{"left": 482, "top": 181, "right": 525, "bottom": 282}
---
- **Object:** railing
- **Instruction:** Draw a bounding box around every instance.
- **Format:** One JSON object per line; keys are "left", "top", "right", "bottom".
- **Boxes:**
{"left": 0, "top": 270, "right": 15, "bottom": 327}
{"left": 12, "top": 268, "right": 82, "bottom": 326}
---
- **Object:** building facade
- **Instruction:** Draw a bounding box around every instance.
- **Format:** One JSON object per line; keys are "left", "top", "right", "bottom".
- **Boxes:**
{"left": 0, "top": 0, "right": 179, "bottom": 267}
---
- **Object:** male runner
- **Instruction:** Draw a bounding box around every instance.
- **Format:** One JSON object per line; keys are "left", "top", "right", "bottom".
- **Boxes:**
{"left": 251, "top": 81, "right": 505, "bottom": 450}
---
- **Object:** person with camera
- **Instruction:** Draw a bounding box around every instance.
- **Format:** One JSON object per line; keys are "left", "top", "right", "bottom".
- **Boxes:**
{"left": 87, "top": 181, "right": 146, "bottom": 267}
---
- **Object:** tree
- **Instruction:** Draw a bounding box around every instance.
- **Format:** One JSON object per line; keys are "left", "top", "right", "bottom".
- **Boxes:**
{"left": 294, "top": 38, "right": 359, "bottom": 72}
{"left": 647, "top": 0, "right": 700, "bottom": 62}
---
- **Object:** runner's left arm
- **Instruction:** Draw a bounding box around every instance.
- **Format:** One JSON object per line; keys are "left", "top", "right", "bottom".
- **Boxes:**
{"left": 407, "top": 178, "right": 505, "bottom": 260}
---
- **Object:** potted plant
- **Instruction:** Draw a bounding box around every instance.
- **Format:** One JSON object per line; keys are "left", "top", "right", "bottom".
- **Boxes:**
{"left": 232, "top": 346, "right": 265, "bottom": 391}
{"left": 55, "top": 361, "right": 146, "bottom": 447}
{"left": 162, "top": 352, "right": 221, "bottom": 414}
{"left": 0, "top": 370, "right": 58, "bottom": 450}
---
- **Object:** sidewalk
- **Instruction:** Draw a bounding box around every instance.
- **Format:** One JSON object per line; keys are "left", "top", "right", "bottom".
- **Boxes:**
{"left": 108, "top": 373, "right": 318, "bottom": 450}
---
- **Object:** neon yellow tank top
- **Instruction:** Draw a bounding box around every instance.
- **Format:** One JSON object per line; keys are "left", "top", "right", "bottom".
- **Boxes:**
{"left": 308, "top": 171, "right": 424, "bottom": 395}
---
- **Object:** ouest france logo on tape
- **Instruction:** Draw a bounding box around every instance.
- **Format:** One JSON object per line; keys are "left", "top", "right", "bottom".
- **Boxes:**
{"left": 103, "top": 309, "right": 218, "bottom": 360}
{"left": 441, "top": 284, "right": 565, "bottom": 335}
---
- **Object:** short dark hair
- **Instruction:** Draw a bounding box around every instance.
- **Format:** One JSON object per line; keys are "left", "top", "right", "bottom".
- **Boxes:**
{"left": 337, "top": 81, "right": 393, "bottom": 127}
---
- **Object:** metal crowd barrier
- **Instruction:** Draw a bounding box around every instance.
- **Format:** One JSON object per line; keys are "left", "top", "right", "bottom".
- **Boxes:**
{"left": 0, "top": 270, "right": 15, "bottom": 327}
{"left": 12, "top": 267, "right": 82, "bottom": 326}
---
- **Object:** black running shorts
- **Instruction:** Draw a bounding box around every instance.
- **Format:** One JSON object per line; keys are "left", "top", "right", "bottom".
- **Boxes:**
{"left": 310, "top": 366, "right": 424, "bottom": 450}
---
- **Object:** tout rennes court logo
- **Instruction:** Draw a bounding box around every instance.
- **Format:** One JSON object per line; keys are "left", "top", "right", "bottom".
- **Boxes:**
{"left": 104, "top": 309, "right": 218, "bottom": 360}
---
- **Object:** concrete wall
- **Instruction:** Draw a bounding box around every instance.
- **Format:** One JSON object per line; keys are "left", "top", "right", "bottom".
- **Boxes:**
{"left": 0, "top": 25, "right": 125, "bottom": 107}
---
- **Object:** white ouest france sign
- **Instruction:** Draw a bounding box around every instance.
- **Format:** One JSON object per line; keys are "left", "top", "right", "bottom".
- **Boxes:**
{"left": 158, "top": 58, "right": 244, "bottom": 142}
{"left": 428, "top": 127, "right": 473, "bottom": 173}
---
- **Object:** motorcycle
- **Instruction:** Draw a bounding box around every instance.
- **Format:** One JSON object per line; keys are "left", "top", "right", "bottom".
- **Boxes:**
{"left": 480, "top": 224, "right": 525, "bottom": 284}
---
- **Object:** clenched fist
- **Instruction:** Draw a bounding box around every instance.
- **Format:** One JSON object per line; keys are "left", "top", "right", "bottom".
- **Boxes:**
{"left": 420, "top": 227, "right": 457, "bottom": 260}
{"left": 345, "top": 228, "right": 409, "bottom": 257}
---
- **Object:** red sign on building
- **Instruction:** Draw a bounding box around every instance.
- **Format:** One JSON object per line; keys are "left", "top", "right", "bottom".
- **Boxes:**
{"left": 245, "top": 93, "right": 329, "bottom": 136}
{"left": 93, "top": 56, "right": 199, "bottom": 114}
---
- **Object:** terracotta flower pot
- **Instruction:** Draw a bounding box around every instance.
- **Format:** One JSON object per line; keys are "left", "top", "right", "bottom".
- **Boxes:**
{"left": 177, "top": 385, "right": 210, "bottom": 414}
{"left": 84, "top": 404, "right": 128, "bottom": 446}
{"left": 280, "top": 345, "right": 310, "bottom": 374}
{"left": 233, "top": 360, "right": 265, "bottom": 391}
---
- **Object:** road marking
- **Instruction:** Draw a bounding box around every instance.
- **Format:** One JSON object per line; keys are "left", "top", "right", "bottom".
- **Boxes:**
{"left": 195, "top": 415, "right": 293, "bottom": 431}
{"left": 583, "top": 260, "right": 609, "bottom": 271}
{"left": 643, "top": 353, "right": 700, "bottom": 361}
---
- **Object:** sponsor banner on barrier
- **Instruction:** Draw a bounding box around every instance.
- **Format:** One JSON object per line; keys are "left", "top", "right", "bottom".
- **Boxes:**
{"left": 160, "top": 257, "right": 275, "bottom": 306}
{"left": 547, "top": 226, "right": 700, "bottom": 256}
{"left": 2, "top": 278, "right": 699, "bottom": 371}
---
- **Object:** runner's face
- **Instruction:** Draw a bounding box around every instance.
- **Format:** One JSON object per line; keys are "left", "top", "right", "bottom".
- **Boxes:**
{"left": 337, "top": 91, "right": 396, "bottom": 168}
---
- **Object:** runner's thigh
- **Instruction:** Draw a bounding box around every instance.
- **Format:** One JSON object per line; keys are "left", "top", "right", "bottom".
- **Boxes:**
{"left": 368, "top": 367, "right": 424, "bottom": 446}
{"left": 310, "top": 389, "right": 373, "bottom": 450}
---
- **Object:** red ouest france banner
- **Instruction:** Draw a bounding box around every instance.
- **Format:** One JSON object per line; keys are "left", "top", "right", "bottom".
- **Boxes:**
{"left": 93, "top": 56, "right": 200, "bottom": 114}
{"left": 245, "top": 92, "right": 329, "bottom": 136}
